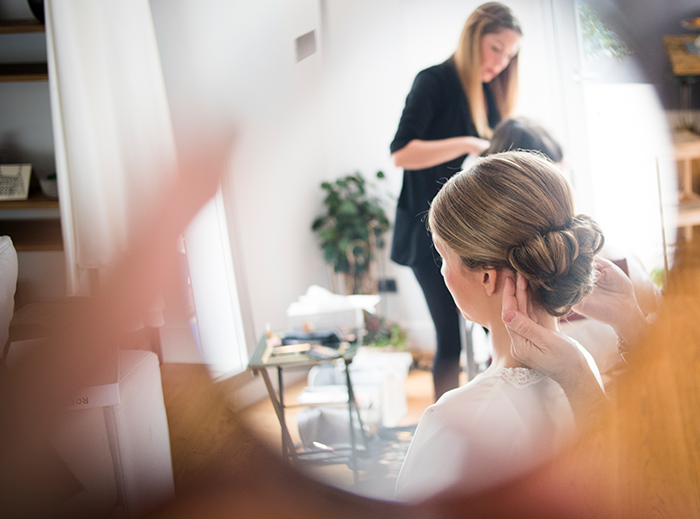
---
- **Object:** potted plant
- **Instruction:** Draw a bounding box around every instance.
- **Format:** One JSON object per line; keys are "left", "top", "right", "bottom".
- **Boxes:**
{"left": 311, "top": 171, "right": 390, "bottom": 295}
{"left": 362, "top": 311, "right": 408, "bottom": 351}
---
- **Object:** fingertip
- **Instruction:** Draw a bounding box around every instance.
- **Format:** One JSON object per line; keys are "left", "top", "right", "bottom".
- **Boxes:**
{"left": 518, "top": 271, "right": 528, "bottom": 287}
{"left": 504, "top": 276, "right": 515, "bottom": 293}
{"left": 503, "top": 310, "right": 516, "bottom": 323}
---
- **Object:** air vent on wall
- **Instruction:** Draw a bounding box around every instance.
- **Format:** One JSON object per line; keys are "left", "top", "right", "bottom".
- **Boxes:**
{"left": 295, "top": 30, "right": 316, "bottom": 63}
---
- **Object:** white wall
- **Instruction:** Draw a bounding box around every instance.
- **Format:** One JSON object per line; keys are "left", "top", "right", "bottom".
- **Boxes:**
{"left": 150, "top": 0, "right": 329, "bottom": 345}
{"left": 583, "top": 85, "right": 675, "bottom": 274}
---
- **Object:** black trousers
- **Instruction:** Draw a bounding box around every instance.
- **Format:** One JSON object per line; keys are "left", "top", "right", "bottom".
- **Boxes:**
{"left": 411, "top": 252, "right": 462, "bottom": 401}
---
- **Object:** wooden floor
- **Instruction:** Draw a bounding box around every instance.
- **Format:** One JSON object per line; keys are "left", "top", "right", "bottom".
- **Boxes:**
{"left": 243, "top": 367, "right": 438, "bottom": 449}
{"left": 160, "top": 362, "right": 449, "bottom": 498}
{"left": 241, "top": 367, "right": 441, "bottom": 495}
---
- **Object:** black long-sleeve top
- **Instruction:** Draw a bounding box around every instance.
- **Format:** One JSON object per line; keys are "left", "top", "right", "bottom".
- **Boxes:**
{"left": 390, "top": 59, "right": 500, "bottom": 266}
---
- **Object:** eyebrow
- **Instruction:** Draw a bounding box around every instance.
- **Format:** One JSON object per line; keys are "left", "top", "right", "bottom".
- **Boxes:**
{"left": 490, "top": 34, "right": 519, "bottom": 53}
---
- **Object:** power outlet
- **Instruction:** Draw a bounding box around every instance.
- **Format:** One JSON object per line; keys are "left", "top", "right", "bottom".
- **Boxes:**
{"left": 378, "top": 278, "right": 397, "bottom": 293}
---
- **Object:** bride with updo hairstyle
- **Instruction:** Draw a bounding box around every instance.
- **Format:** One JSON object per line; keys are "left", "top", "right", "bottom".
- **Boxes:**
{"left": 432, "top": 150, "right": 604, "bottom": 316}
{"left": 394, "top": 151, "right": 605, "bottom": 502}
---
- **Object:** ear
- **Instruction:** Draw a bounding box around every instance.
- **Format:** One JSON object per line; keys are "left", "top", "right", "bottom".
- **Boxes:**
{"left": 480, "top": 267, "right": 499, "bottom": 296}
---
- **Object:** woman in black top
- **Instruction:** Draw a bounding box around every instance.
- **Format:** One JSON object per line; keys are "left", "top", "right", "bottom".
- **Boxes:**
{"left": 390, "top": 2, "right": 522, "bottom": 400}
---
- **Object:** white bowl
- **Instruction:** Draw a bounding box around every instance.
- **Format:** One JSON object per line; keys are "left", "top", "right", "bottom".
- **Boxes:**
{"left": 40, "top": 177, "right": 58, "bottom": 200}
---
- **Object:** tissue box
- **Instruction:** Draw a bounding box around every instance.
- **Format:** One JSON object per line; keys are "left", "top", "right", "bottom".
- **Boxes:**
{"left": 287, "top": 285, "right": 380, "bottom": 332}
{"left": 287, "top": 307, "right": 364, "bottom": 332}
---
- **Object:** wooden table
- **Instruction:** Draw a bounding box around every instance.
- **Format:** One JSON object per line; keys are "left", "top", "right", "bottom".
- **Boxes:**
{"left": 672, "top": 130, "right": 700, "bottom": 240}
{"left": 663, "top": 35, "right": 700, "bottom": 76}
{"left": 663, "top": 35, "right": 700, "bottom": 130}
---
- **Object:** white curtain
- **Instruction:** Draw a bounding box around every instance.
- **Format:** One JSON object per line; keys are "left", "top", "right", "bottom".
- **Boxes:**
{"left": 45, "top": 0, "right": 177, "bottom": 295}
{"left": 45, "top": 0, "right": 249, "bottom": 373}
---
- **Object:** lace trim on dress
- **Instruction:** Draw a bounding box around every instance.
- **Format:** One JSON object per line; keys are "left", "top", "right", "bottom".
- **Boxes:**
{"left": 489, "top": 367, "right": 546, "bottom": 387}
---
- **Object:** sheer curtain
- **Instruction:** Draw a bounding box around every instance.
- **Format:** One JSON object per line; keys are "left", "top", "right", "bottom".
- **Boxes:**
{"left": 45, "top": 0, "right": 248, "bottom": 373}
{"left": 45, "top": 0, "right": 177, "bottom": 295}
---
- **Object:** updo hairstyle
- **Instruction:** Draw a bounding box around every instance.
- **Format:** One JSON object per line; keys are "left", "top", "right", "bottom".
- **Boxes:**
{"left": 428, "top": 151, "right": 604, "bottom": 316}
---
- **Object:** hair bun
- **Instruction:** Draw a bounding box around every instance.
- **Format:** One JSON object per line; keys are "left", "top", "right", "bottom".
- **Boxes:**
{"left": 507, "top": 215, "right": 604, "bottom": 316}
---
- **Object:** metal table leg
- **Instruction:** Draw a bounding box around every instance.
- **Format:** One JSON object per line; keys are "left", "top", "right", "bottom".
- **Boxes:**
{"left": 344, "top": 358, "right": 370, "bottom": 485}
{"left": 258, "top": 367, "right": 297, "bottom": 462}
{"left": 344, "top": 360, "right": 359, "bottom": 484}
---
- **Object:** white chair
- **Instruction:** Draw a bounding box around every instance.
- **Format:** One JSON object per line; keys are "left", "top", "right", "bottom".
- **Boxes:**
{"left": 48, "top": 349, "right": 175, "bottom": 518}
{"left": 2, "top": 231, "right": 175, "bottom": 518}
{"left": 0, "top": 235, "right": 18, "bottom": 361}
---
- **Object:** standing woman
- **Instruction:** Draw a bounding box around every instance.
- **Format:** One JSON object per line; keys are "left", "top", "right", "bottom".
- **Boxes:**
{"left": 390, "top": 2, "right": 522, "bottom": 399}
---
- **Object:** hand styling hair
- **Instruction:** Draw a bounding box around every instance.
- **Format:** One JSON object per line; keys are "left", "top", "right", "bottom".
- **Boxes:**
{"left": 428, "top": 151, "right": 604, "bottom": 316}
{"left": 484, "top": 117, "right": 563, "bottom": 163}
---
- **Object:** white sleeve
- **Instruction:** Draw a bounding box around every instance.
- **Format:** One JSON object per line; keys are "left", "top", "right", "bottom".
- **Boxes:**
{"left": 394, "top": 382, "right": 549, "bottom": 502}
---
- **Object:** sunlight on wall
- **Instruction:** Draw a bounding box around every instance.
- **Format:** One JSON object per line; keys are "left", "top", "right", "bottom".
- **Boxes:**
{"left": 583, "top": 84, "right": 677, "bottom": 273}
{"left": 184, "top": 190, "right": 249, "bottom": 377}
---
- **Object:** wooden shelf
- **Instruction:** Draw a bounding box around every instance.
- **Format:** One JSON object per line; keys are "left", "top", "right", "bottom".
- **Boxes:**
{"left": 0, "top": 218, "right": 62, "bottom": 251}
{"left": 0, "top": 63, "right": 48, "bottom": 82}
{"left": 0, "top": 22, "right": 47, "bottom": 81}
{"left": 0, "top": 20, "right": 58, "bottom": 251}
{"left": 0, "top": 191, "right": 61, "bottom": 251}
{"left": 679, "top": 198, "right": 700, "bottom": 216}
{"left": 0, "top": 190, "right": 59, "bottom": 211}
{"left": 663, "top": 35, "right": 700, "bottom": 77}
{"left": 0, "top": 20, "right": 44, "bottom": 34}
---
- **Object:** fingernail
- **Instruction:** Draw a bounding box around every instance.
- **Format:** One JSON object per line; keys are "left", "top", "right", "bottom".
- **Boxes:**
{"left": 503, "top": 311, "right": 515, "bottom": 323}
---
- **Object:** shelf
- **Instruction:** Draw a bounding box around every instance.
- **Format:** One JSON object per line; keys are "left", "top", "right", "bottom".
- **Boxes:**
{"left": 678, "top": 199, "right": 700, "bottom": 228}
{"left": 0, "top": 190, "right": 61, "bottom": 251}
{"left": 0, "top": 190, "right": 58, "bottom": 211}
{"left": 0, "top": 22, "right": 47, "bottom": 81}
{"left": 0, "top": 20, "right": 44, "bottom": 34}
{"left": 0, "top": 21, "right": 57, "bottom": 252}
{"left": 663, "top": 35, "right": 700, "bottom": 77}
{"left": 0, "top": 218, "right": 62, "bottom": 251}
{"left": 0, "top": 63, "right": 48, "bottom": 82}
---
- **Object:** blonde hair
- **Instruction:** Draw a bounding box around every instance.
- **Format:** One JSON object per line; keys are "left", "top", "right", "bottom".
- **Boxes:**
{"left": 452, "top": 2, "right": 521, "bottom": 138}
{"left": 428, "top": 151, "right": 604, "bottom": 316}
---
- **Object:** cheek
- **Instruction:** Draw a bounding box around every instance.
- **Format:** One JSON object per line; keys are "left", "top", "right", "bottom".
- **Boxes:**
{"left": 442, "top": 267, "right": 464, "bottom": 299}
{"left": 480, "top": 47, "right": 490, "bottom": 65}
{"left": 484, "top": 45, "right": 499, "bottom": 64}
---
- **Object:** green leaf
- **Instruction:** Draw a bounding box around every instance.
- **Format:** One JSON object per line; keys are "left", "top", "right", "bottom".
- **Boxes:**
{"left": 311, "top": 216, "right": 326, "bottom": 231}
{"left": 319, "top": 228, "right": 337, "bottom": 242}
{"left": 338, "top": 199, "right": 358, "bottom": 215}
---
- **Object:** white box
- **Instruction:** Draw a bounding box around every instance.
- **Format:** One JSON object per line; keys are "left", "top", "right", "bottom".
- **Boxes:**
{"left": 287, "top": 307, "right": 364, "bottom": 332}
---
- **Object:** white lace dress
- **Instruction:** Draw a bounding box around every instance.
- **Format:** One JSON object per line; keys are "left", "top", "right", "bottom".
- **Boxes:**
{"left": 394, "top": 367, "right": 576, "bottom": 502}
